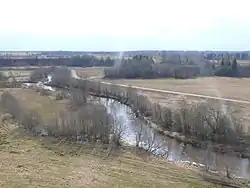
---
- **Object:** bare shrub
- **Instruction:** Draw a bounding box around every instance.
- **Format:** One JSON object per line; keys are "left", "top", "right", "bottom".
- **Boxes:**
{"left": 161, "top": 107, "right": 173, "bottom": 130}
{"left": 0, "top": 92, "right": 44, "bottom": 133}
{"left": 170, "top": 102, "right": 245, "bottom": 145}
{"left": 110, "top": 121, "right": 124, "bottom": 146}
{"left": 151, "top": 104, "right": 173, "bottom": 130}
{"left": 20, "top": 110, "right": 43, "bottom": 132}
{"left": 69, "top": 88, "right": 88, "bottom": 109}
{"left": 135, "top": 123, "right": 168, "bottom": 157}
{"left": 126, "top": 86, "right": 137, "bottom": 102}
{"left": 39, "top": 88, "right": 51, "bottom": 96}
{"left": 136, "top": 124, "right": 143, "bottom": 148}
{"left": 29, "top": 67, "right": 54, "bottom": 82}
{"left": 55, "top": 91, "right": 69, "bottom": 100}
{"left": 0, "top": 71, "right": 7, "bottom": 81}
{"left": 135, "top": 95, "right": 152, "bottom": 117}
{"left": 50, "top": 67, "right": 72, "bottom": 87}
{"left": 47, "top": 103, "right": 114, "bottom": 145}
{"left": 0, "top": 92, "right": 22, "bottom": 120}
{"left": 172, "top": 102, "right": 211, "bottom": 140}
{"left": 30, "top": 67, "right": 72, "bottom": 88}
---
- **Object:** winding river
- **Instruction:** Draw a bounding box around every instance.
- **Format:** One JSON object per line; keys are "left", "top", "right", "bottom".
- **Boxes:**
{"left": 23, "top": 81, "right": 250, "bottom": 179}
{"left": 97, "top": 97, "right": 250, "bottom": 179}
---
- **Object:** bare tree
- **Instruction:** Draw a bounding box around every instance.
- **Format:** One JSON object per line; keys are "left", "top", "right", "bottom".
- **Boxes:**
{"left": 70, "top": 88, "right": 88, "bottom": 109}
{"left": 0, "top": 92, "right": 22, "bottom": 120}
{"left": 135, "top": 123, "right": 168, "bottom": 157}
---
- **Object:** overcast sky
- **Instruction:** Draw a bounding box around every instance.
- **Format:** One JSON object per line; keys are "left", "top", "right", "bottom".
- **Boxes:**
{"left": 1, "top": 0, "right": 250, "bottom": 51}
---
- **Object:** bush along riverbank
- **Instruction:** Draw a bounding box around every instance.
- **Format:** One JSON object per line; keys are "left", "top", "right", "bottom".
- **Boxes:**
{"left": 47, "top": 77, "right": 250, "bottom": 158}
{"left": 30, "top": 67, "right": 250, "bottom": 158}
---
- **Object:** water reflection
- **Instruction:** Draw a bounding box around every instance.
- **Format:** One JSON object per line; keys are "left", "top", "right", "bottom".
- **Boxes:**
{"left": 98, "top": 97, "right": 250, "bottom": 179}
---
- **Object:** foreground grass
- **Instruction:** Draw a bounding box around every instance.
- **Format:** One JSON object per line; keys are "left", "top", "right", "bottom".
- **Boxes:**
{"left": 0, "top": 125, "right": 229, "bottom": 188}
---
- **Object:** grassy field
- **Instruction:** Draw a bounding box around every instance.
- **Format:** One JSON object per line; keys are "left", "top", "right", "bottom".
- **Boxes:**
{"left": 108, "top": 77, "right": 250, "bottom": 101}
{"left": 0, "top": 87, "right": 237, "bottom": 188}
{"left": 72, "top": 67, "right": 105, "bottom": 78}
{"left": 74, "top": 67, "right": 250, "bottom": 101}
{"left": 0, "top": 67, "right": 37, "bottom": 82}
{"left": 1, "top": 70, "right": 32, "bottom": 82}
{"left": 0, "top": 130, "right": 227, "bottom": 188}
{"left": 7, "top": 89, "right": 67, "bottom": 121}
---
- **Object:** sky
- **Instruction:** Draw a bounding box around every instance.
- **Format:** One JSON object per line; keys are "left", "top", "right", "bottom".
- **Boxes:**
{"left": 1, "top": 0, "right": 250, "bottom": 51}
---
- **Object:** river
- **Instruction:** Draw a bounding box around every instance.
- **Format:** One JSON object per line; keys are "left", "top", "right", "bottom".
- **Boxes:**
{"left": 96, "top": 97, "right": 250, "bottom": 179}
{"left": 23, "top": 81, "right": 250, "bottom": 179}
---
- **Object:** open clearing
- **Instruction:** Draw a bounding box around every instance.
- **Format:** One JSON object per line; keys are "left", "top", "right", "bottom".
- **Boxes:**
{"left": 0, "top": 88, "right": 233, "bottom": 188}
{"left": 0, "top": 68, "right": 35, "bottom": 82}
{"left": 107, "top": 77, "right": 250, "bottom": 102}
{"left": 72, "top": 67, "right": 104, "bottom": 79}
{"left": 74, "top": 67, "right": 250, "bottom": 129}
{"left": 1, "top": 70, "right": 32, "bottom": 82}
{"left": 74, "top": 67, "right": 250, "bottom": 101}
{"left": 7, "top": 88, "right": 67, "bottom": 121}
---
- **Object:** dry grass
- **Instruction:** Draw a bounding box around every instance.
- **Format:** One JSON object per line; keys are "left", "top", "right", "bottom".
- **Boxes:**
{"left": 0, "top": 69, "right": 33, "bottom": 82}
{"left": 108, "top": 77, "right": 250, "bottom": 101}
{"left": 0, "top": 126, "right": 227, "bottom": 188}
{"left": 73, "top": 67, "right": 105, "bottom": 78}
{"left": 6, "top": 88, "right": 67, "bottom": 121}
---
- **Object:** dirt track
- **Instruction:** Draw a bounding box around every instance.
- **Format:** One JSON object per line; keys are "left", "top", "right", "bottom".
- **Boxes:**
{"left": 71, "top": 69, "right": 250, "bottom": 105}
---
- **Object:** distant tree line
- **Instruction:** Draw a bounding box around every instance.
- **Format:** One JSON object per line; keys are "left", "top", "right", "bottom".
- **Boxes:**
{"left": 104, "top": 55, "right": 200, "bottom": 79}
{"left": 104, "top": 53, "right": 250, "bottom": 79}
{"left": 214, "top": 58, "right": 239, "bottom": 77}
{"left": 70, "top": 55, "right": 114, "bottom": 67}
{"left": 212, "top": 57, "right": 250, "bottom": 78}
{"left": 205, "top": 52, "right": 249, "bottom": 60}
{"left": 0, "top": 55, "right": 115, "bottom": 67}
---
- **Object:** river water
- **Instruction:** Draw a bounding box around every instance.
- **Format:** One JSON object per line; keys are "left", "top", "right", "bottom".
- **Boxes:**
{"left": 96, "top": 97, "right": 250, "bottom": 179}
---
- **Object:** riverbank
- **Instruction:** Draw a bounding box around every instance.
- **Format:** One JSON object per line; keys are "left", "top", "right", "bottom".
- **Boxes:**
{"left": 0, "top": 88, "right": 236, "bottom": 188}
{"left": 63, "top": 69, "right": 250, "bottom": 159}
{"left": 84, "top": 87, "right": 250, "bottom": 159}
{"left": 41, "top": 74, "right": 250, "bottom": 160}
